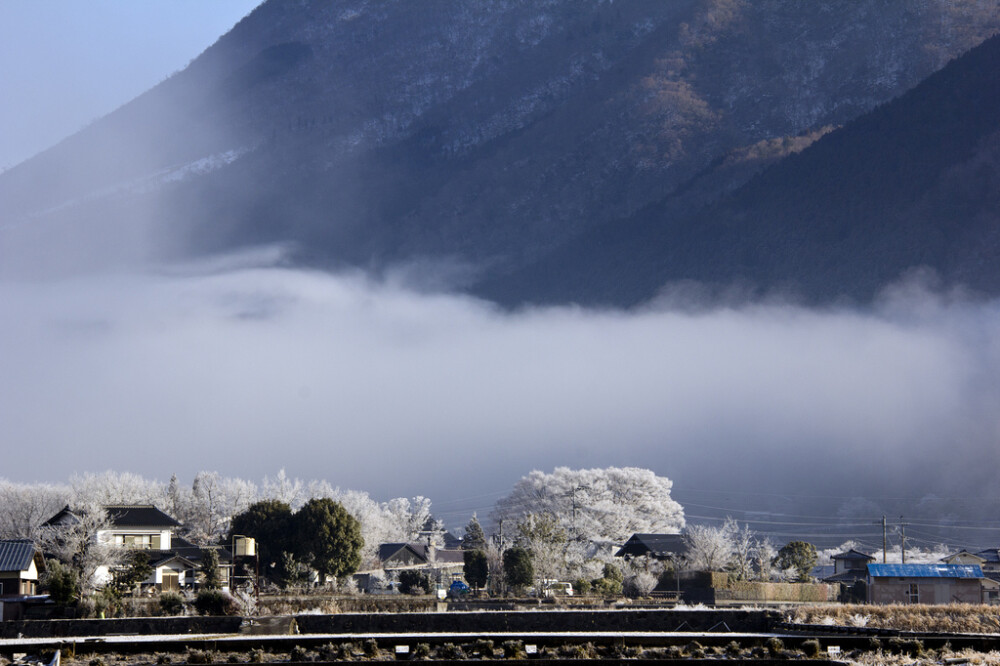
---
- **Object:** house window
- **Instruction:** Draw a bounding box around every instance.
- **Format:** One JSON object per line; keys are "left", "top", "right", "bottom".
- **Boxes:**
{"left": 906, "top": 583, "right": 919, "bottom": 604}
{"left": 114, "top": 534, "right": 153, "bottom": 549}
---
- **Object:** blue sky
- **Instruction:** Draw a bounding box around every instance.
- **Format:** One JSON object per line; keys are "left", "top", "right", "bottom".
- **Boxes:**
{"left": 0, "top": 0, "right": 261, "bottom": 170}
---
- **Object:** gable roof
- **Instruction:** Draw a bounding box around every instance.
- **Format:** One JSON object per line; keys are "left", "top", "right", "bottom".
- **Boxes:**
{"left": 615, "top": 533, "right": 686, "bottom": 559}
{"left": 42, "top": 504, "right": 181, "bottom": 529}
{"left": 868, "top": 563, "right": 984, "bottom": 579}
{"left": 104, "top": 505, "right": 181, "bottom": 528}
{"left": 832, "top": 549, "right": 875, "bottom": 562}
{"left": 974, "top": 548, "right": 1000, "bottom": 563}
{"left": 0, "top": 540, "right": 41, "bottom": 573}
{"left": 378, "top": 543, "right": 426, "bottom": 564}
{"left": 42, "top": 505, "right": 81, "bottom": 527}
{"left": 432, "top": 549, "right": 466, "bottom": 564}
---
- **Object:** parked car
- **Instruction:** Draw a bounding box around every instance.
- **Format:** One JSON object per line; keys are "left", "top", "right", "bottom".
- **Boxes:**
{"left": 544, "top": 581, "right": 574, "bottom": 597}
{"left": 448, "top": 580, "right": 471, "bottom": 599}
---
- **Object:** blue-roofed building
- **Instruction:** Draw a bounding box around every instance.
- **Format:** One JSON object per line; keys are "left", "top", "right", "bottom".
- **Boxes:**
{"left": 867, "top": 563, "right": 985, "bottom": 604}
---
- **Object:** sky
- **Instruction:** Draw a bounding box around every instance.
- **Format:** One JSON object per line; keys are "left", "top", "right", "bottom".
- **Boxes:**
{"left": 0, "top": 0, "right": 261, "bottom": 170}
{"left": 1, "top": 0, "right": 999, "bottom": 545}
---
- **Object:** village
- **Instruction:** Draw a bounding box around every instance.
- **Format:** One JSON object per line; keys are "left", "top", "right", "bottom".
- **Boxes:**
{"left": 1, "top": 489, "right": 997, "bottom": 621}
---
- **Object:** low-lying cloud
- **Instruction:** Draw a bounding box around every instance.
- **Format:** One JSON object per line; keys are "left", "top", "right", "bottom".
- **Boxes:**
{"left": 1, "top": 253, "right": 998, "bottom": 528}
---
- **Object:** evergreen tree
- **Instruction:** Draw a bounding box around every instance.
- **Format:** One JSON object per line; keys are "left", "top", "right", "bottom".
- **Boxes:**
{"left": 462, "top": 514, "right": 487, "bottom": 551}
{"left": 200, "top": 547, "right": 223, "bottom": 589}
{"left": 502, "top": 547, "right": 533, "bottom": 593}
{"left": 463, "top": 549, "right": 488, "bottom": 592}
{"left": 228, "top": 498, "right": 294, "bottom": 572}
{"left": 293, "top": 498, "right": 364, "bottom": 581}
{"left": 775, "top": 541, "right": 818, "bottom": 582}
{"left": 110, "top": 550, "right": 152, "bottom": 596}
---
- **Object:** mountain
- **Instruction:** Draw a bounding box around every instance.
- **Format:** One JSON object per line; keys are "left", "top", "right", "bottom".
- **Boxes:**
{"left": 485, "top": 31, "right": 1000, "bottom": 306}
{"left": 1, "top": 0, "right": 998, "bottom": 301}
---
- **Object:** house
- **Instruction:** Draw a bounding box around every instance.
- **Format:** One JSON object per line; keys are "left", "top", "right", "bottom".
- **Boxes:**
{"left": 615, "top": 533, "right": 687, "bottom": 562}
{"left": 0, "top": 540, "right": 46, "bottom": 597}
{"left": 42, "top": 504, "right": 234, "bottom": 592}
{"left": 823, "top": 549, "right": 875, "bottom": 584}
{"left": 943, "top": 549, "right": 1000, "bottom": 605}
{"left": 374, "top": 542, "right": 465, "bottom": 591}
{"left": 378, "top": 543, "right": 464, "bottom": 570}
{"left": 867, "top": 563, "right": 985, "bottom": 604}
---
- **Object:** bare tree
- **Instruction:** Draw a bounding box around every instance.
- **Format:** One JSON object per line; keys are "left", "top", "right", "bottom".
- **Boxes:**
{"left": 516, "top": 512, "right": 567, "bottom": 587}
{"left": 36, "top": 505, "right": 123, "bottom": 594}
{"left": 0, "top": 480, "right": 69, "bottom": 539}
{"left": 682, "top": 518, "right": 738, "bottom": 572}
{"left": 731, "top": 522, "right": 756, "bottom": 581}
{"left": 752, "top": 537, "right": 777, "bottom": 582}
{"left": 186, "top": 471, "right": 258, "bottom": 544}
{"left": 70, "top": 471, "right": 165, "bottom": 507}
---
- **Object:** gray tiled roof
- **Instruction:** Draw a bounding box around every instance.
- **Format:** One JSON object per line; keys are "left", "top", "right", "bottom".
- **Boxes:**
{"left": 0, "top": 540, "right": 38, "bottom": 573}
{"left": 104, "top": 505, "right": 181, "bottom": 527}
{"left": 615, "top": 533, "right": 686, "bottom": 559}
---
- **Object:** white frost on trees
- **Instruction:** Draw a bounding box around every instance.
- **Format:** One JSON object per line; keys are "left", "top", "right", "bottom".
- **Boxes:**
{"left": 492, "top": 466, "right": 685, "bottom": 546}
{"left": 682, "top": 517, "right": 738, "bottom": 572}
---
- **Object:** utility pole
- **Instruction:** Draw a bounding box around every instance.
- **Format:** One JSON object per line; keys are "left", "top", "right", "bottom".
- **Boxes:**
{"left": 882, "top": 515, "right": 887, "bottom": 563}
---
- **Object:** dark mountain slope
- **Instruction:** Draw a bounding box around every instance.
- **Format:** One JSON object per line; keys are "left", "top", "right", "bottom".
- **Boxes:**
{"left": 1, "top": 0, "right": 998, "bottom": 293}
{"left": 483, "top": 32, "right": 1000, "bottom": 306}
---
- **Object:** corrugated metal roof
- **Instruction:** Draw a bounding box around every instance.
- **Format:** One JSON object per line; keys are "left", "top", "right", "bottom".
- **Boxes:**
{"left": 0, "top": 540, "right": 38, "bottom": 572}
{"left": 868, "top": 563, "right": 984, "bottom": 579}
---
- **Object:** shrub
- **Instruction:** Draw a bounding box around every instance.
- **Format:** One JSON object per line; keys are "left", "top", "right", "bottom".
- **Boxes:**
{"left": 474, "top": 639, "right": 495, "bottom": 658}
{"left": 573, "top": 578, "right": 592, "bottom": 595}
{"left": 187, "top": 650, "right": 216, "bottom": 664}
{"left": 227, "top": 656, "right": 240, "bottom": 663}
{"left": 725, "top": 640, "right": 742, "bottom": 656}
{"left": 195, "top": 589, "right": 240, "bottom": 616}
{"left": 289, "top": 646, "right": 308, "bottom": 662}
{"left": 801, "top": 639, "right": 821, "bottom": 658}
{"left": 156, "top": 655, "right": 171, "bottom": 665}
{"left": 413, "top": 643, "right": 431, "bottom": 659}
{"left": 362, "top": 638, "right": 381, "bottom": 658}
{"left": 43, "top": 560, "right": 79, "bottom": 606}
{"left": 438, "top": 643, "right": 465, "bottom": 660}
{"left": 501, "top": 640, "right": 525, "bottom": 659}
{"left": 766, "top": 637, "right": 785, "bottom": 655}
{"left": 398, "top": 570, "right": 432, "bottom": 595}
{"left": 683, "top": 641, "right": 705, "bottom": 659}
{"left": 158, "top": 591, "right": 185, "bottom": 616}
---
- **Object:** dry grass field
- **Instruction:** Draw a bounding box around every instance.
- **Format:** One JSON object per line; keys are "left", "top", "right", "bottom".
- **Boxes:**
{"left": 790, "top": 603, "right": 1000, "bottom": 634}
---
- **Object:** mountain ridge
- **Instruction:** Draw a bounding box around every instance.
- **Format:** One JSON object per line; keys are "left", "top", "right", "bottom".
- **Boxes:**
{"left": 1, "top": 0, "right": 998, "bottom": 302}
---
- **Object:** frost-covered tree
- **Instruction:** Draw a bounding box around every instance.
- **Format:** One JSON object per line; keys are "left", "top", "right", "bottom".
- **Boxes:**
{"left": 36, "top": 504, "right": 123, "bottom": 594}
{"left": 261, "top": 469, "right": 306, "bottom": 510}
{"left": 492, "top": 467, "right": 684, "bottom": 546}
{"left": 0, "top": 480, "right": 69, "bottom": 539}
{"left": 624, "top": 570, "right": 659, "bottom": 597}
{"left": 682, "top": 518, "right": 738, "bottom": 572}
{"left": 774, "top": 541, "right": 818, "bottom": 582}
{"left": 752, "top": 537, "right": 777, "bottom": 582}
{"left": 516, "top": 512, "right": 567, "bottom": 587}
{"left": 70, "top": 471, "right": 165, "bottom": 507}
{"left": 730, "top": 522, "right": 756, "bottom": 581}
{"left": 185, "top": 472, "right": 258, "bottom": 544}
